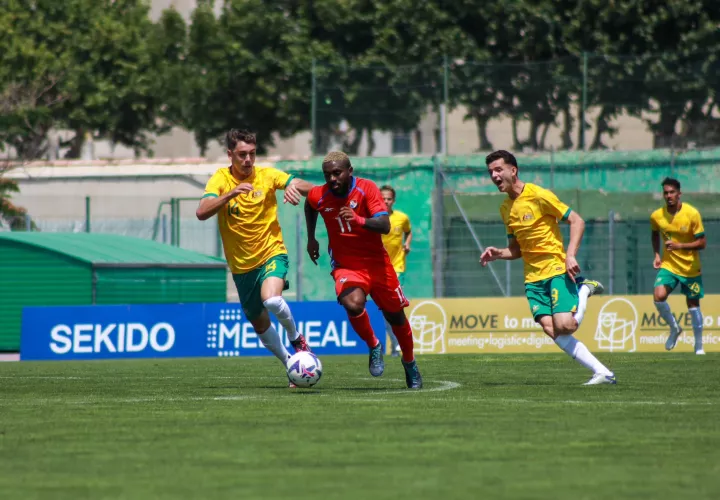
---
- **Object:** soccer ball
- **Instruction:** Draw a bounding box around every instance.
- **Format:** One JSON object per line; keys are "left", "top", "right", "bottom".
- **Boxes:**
{"left": 286, "top": 351, "right": 323, "bottom": 388}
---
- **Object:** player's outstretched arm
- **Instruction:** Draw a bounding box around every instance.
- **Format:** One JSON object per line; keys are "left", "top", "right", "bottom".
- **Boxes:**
{"left": 283, "top": 178, "right": 314, "bottom": 206}
{"left": 196, "top": 183, "right": 253, "bottom": 220}
{"left": 304, "top": 199, "right": 320, "bottom": 265}
{"left": 480, "top": 238, "right": 521, "bottom": 266}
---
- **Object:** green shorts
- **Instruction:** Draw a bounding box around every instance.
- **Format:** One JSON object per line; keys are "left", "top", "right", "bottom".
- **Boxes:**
{"left": 655, "top": 268, "right": 704, "bottom": 300}
{"left": 232, "top": 254, "right": 290, "bottom": 321}
{"left": 525, "top": 273, "right": 579, "bottom": 321}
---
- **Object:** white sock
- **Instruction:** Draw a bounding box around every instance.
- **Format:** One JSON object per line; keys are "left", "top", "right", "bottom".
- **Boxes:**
{"left": 573, "top": 285, "right": 591, "bottom": 325}
{"left": 555, "top": 334, "right": 612, "bottom": 375}
{"left": 263, "top": 296, "right": 299, "bottom": 342}
{"left": 258, "top": 325, "right": 291, "bottom": 363}
{"left": 689, "top": 307, "right": 703, "bottom": 351}
{"left": 654, "top": 301, "right": 679, "bottom": 334}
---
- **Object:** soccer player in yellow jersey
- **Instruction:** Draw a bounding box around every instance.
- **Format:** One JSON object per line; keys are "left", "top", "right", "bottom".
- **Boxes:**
{"left": 480, "top": 150, "right": 615, "bottom": 385}
{"left": 380, "top": 185, "right": 412, "bottom": 356}
{"left": 650, "top": 177, "right": 707, "bottom": 355}
{"left": 196, "top": 129, "right": 314, "bottom": 385}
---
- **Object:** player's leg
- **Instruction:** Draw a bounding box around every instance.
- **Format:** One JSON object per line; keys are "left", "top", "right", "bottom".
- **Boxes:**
{"left": 334, "top": 269, "right": 384, "bottom": 376}
{"left": 573, "top": 276, "right": 605, "bottom": 325}
{"left": 681, "top": 275, "right": 705, "bottom": 355}
{"left": 371, "top": 267, "right": 422, "bottom": 388}
{"left": 546, "top": 275, "right": 615, "bottom": 385}
{"left": 653, "top": 270, "right": 682, "bottom": 350}
{"left": 233, "top": 271, "right": 291, "bottom": 365}
{"left": 386, "top": 272, "right": 406, "bottom": 356}
{"left": 258, "top": 255, "right": 309, "bottom": 352}
{"left": 384, "top": 318, "right": 400, "bottom": 357}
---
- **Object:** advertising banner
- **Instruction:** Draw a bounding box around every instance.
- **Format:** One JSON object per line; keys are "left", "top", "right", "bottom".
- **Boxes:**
{"left": 407, "top": 295, "right": 720, "bottom": 354}
{"left": 21, "top": 302, "right": 384, "bottom": 361}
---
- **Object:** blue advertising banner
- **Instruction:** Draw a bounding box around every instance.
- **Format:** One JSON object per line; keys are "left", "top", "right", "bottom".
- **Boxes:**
{"left": 21, "top": 302, "right": 386, "bottom": 361}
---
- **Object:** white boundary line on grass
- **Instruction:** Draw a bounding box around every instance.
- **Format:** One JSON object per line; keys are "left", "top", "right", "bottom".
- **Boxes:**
{"left": 0, "top": 378, "right": 462, "bottom": 406}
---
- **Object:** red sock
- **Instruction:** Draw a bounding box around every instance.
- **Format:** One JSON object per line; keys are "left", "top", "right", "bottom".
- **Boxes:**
{"left": 348, "top": 310, "right": 379, "bottom": 349}
{"left": 391, "top": 320, "right": 415, "bottom": 363}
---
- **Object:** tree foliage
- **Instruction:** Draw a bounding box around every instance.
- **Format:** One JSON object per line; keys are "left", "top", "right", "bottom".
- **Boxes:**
{"left": 1, "top": 0, "right": 720, "bottom": 161}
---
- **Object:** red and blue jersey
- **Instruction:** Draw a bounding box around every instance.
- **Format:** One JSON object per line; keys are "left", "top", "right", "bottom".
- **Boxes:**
{"left": 307, "top": 177, "right": 390, "bottom": 270}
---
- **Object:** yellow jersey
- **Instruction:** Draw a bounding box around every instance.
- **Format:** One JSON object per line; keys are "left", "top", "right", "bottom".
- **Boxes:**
{"left": 650, "top": 203, "right": 704, "bottom": 277}
{"left": 382, "top": 210, "right": 411, "bottom": 273}
{"left": 500, "top": 183, "right": 571, "bottom": 283}
{"left": 202, "top": 166, "right": 294, "bottom": 274}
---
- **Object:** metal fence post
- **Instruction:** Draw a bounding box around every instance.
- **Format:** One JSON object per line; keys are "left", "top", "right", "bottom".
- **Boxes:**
{"left": 311, "top": 58, "right": 317, "bottom": 157}
{"left": 162, "top": 214, "right": 168, "bottom": 244}
{"left": 432, "top": 156, "right": 445, "bottom": 298}
{"left": 608, "top": 210, "right": 615, "bottom": 295}
{"left": 85, "top": 196, "right": 91, "bottom": 233}
{"left": 296, "top": 211, "right": 303, "bottom": 301}
{"left": 506, "top": 260, "right": 511, "bottom": 296}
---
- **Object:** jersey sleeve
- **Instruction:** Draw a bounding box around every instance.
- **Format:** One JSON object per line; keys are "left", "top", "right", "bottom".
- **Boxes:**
{"left": 202, "top": 171, "right": 226, "bottom": 198}
{"left": 364, "top": 182, "right": 389, "bottom": 217}
{"left": 692, "top": 210, "right": 705, "bottom": 238}
{"left": 267, "top": 167, "right": 294, "bottom": 191}
{"left": 649, "top": 212, "right": 660, "bottom": 231}
{"left": 306, "top": 186, "right": 321, "bottom": 210}
{"left": 537, "top": 188, "right": 571, "bottom": 221}
{"left": 401, "top": 213, "right": 411, "bottom": 232}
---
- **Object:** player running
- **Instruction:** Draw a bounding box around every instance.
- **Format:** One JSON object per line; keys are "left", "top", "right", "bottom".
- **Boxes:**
{"left": 304, "top": 152, "right": 422, "bottom": 389}
{"left": 196, "top": 129, "right": 314, "bottom": 386}
{"left": 480, "top": 150, "right": 615, "bottom": 386}
{"left": 380, "top": 185, "right": 412, "bottom": 357}
{"left": 650, "top": 177, "right": 707, "bottom": 355}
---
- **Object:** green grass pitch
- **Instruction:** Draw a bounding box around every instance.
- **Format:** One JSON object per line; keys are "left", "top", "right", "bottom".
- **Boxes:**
{"left": 1, "top": 353, "right": 719, "bottom": 499}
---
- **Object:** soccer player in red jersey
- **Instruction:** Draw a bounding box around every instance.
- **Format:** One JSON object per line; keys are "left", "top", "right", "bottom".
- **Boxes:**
{"left": 304, "top": 152, "right": 423, "bottom": 389}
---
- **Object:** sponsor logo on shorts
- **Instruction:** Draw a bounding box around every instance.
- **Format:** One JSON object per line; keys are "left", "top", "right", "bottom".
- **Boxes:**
{"left": 324, "top": 208, "right": 334, "bottom": 212}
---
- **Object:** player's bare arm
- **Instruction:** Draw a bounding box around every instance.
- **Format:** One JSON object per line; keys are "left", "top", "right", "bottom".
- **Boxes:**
{"left": 283, "top": 178, "right": 314, "bottom": 206}
{"left": 665, "top": 235, "right": 706, "bottom": 252}
{"left": 403, "top": 228, "right": 413, "bottom": 253}
{"left": 564, "top": 211, "right": 585, "bottom": 279}
{"left": 651, "top": 230, "right": 662, "bottom": 268}
{"left": 338, "top": 206, "right": 390, "bottom": 234}
{"left": 304, "top": 199, "right": 320, "bottom": 265}
{"left": 480, "top": 238, "right": 522, "bottom": 266}
{"left": 196, "top": 183, "right": 253, "bottom": 220}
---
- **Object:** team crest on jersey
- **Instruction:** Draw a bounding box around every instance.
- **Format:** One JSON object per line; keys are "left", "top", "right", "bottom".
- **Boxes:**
{"left": 349, "top": 200, "right": 358, "bottom": 209}
{"left": 522, "top": 213, "right": 533, "bottom": 221}
{"left": 339, "top": 277, "right": 347, "bottom": 283}
{"left": 680, "top": 225, "right": 688, "bottom": 232}
{"left": 252, "top": 189, "right": 264, "bottom": 198}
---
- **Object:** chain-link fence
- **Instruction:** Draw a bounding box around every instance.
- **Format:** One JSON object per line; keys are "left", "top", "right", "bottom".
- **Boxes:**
{"left": 311, "top": 53, "right": 720, "bottom": 157}
{"left": 6, "top": 150, "right": 720, "bottom": 301}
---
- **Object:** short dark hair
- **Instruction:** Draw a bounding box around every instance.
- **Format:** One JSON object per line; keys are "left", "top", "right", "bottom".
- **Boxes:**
{"left": 380, "top": 185, "right": 396, "bottom": 199}
{"left": 662, "top": 177, "right": 681, "bottom": 190}
{"left": 226, "top": 129, "right": 256, "bottom": 150}
{"left": 485, "top": 150, "right": 518, "bottom": 168}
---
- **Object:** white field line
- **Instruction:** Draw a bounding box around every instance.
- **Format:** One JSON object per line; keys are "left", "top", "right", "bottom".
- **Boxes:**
{"left": 0, "top": 379, "right": 461, "bottom": 406}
